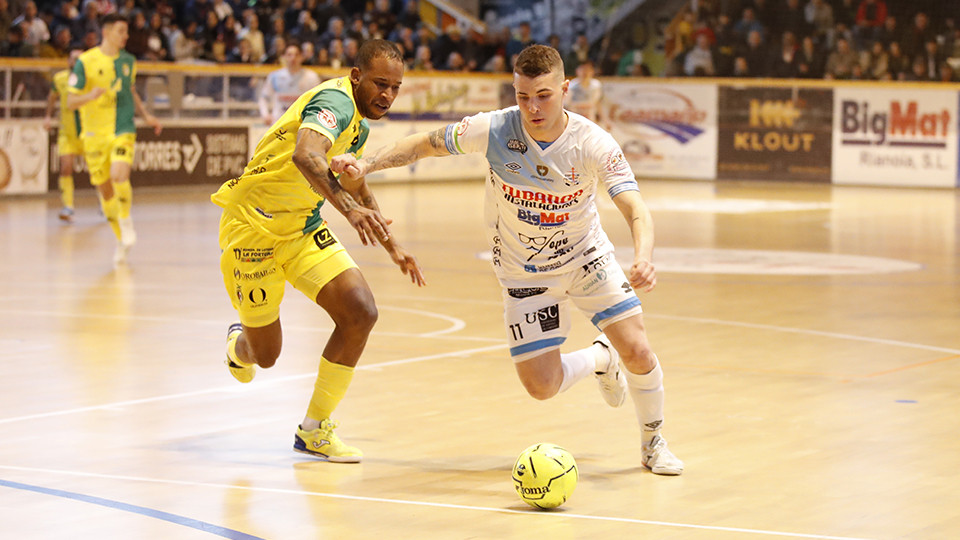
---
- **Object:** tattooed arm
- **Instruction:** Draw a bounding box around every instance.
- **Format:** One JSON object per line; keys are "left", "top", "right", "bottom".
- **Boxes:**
{"left": 330, "top": 126, "right": 451, "bottom": 182}
{"left": 292, "top": 128, "right": 390, "bottom": 246}
{"left": 292, "top": 128, "right": 427, "bottom": 286}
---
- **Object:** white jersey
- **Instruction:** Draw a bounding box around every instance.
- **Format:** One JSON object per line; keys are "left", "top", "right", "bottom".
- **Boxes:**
{"left": 444, "top": 107, "right": 638, "bottom": 278}
{"left": 260, "top": 67, "right": 322, "bottom": 122}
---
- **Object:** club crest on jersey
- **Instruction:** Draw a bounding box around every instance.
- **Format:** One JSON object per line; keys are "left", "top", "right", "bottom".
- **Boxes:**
{"left": 536, "top": 165, "right": 549, "bottom": 176}
{"left": 317, "top": 109, "right": 338, "bottom": 129}
{"left": 563, "top": 167, "right": 580, "bottom": 187}
{"left": 456, "top": 117, "right": 471, "bottom": 136}
{"left": 507, "top": 138, "right": 527, "bottom": 154}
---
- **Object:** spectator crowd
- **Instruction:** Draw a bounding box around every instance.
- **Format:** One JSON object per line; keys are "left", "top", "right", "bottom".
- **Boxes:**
{"left": 2, "top": 0, "right": 960, "bottom": 82}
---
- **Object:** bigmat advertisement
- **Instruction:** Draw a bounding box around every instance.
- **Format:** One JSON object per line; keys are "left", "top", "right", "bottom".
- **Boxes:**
{"left": 718, "top": 86, "right": 833, "bottom": 182}
{"left": 831, "top": 87, "right": 958, "bottom": 187}
{"left": 605, "top": 82, "right": 717, "bottom": 180}
{"left": 48, "top": 126, "right": 249, "bottom": 189}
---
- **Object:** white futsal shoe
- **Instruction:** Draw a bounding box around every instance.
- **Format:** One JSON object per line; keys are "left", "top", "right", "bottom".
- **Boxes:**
{"left": 642, "top": 435, "right": 684, "bottom": 476}
{"left": 592, "top": 333, "right": 628, "bottom": 407}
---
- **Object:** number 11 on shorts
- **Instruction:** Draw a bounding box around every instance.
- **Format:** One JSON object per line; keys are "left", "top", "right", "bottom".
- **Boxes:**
{"left": 509, "top": 323, "right": 524, "bottom": 340}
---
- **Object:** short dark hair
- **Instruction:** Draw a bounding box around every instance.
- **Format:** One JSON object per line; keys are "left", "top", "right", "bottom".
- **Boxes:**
{"left": 513, "top": 44, "right": 564, "bottom": 78}
{"left": 355, "top": 38, "right": 403, "bottom": 70}
{"left": 101, "top": 13, "right": 127, "bottom": 27}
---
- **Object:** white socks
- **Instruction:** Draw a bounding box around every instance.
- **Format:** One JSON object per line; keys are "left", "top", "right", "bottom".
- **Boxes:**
{"left": 557, "top": 344, "right": 602, "bottom": 393}
{"left": 622, "top": 358, "right": 665, "bottom": 446}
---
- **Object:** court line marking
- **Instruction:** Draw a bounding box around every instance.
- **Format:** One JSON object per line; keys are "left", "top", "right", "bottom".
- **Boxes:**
{"left": 0, "top": 478, "right": 264, "bottom": 540}
{"left": 0, "top": 344, "right": 508, "bottom": 426}
{"left": 646, "top": 314, "right": 960, "bottom": 355}
{"left": 0, "top": 465, "right": 873, "bottom": 540}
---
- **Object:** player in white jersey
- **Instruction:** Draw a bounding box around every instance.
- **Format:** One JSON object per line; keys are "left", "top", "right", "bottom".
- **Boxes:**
{"left": 259, "top": 42, "right": 322, "bottom": 125}
{"left": 331, "top": 45, "right": 683, "bottom": 475}
{"left": 564, "top": 59, "right": 604, "bottom": 125}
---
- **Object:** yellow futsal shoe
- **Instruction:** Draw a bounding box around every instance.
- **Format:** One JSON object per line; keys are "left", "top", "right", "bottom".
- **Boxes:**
{"left": 294, "top": 420, "right": 363, "bottom": 463}
{"left": 224, "top": 322, "right": 255, "bottom": 383}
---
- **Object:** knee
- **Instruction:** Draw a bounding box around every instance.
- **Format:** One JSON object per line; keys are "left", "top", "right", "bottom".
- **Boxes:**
{"left": 338, "top": 294, "right": 379, "bottom": 334}
{"left": 620, "top": 344, "right": 658, "bottom": 375}
{"left": 519, "top": 377, "right": 558, "bottom": 401}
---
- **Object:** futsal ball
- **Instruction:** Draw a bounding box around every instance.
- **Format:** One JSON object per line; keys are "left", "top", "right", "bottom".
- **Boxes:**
{"left": 512, "top": 443, "right": 578, "bottom": 509}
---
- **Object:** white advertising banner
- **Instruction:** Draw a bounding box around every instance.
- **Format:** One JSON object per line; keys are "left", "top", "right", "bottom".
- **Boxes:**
{"left": 832, "top": 87, "right": 958, "bottom": 187}
{"left": 0, "top": 121, "right": 48, "bottom": 195}
{"left": 604, "top": 82, "right": 718, "bottom": 180}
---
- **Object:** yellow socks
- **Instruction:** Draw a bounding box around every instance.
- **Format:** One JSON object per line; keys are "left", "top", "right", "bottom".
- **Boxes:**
{"left": 99, "top": 193, "right": 122, "bottom": 240}
{"left": 115, "top": 181, "right": 133, "bottom": 219}
{"left": 58, "top": 175, "right": 74, "bottom": 209}
{"left": 306, "top": 357, "right": 355, "bottom": 422}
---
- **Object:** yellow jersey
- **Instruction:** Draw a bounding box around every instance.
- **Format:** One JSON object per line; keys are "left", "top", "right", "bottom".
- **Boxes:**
{"left": 69, "top": 46, "right": 137, "bottom": 138}
{"left": 212, "top": 76, "right": 369, "bottom": 240}
{"left": 52, "top": 69, "right": 81, "bottom": 139}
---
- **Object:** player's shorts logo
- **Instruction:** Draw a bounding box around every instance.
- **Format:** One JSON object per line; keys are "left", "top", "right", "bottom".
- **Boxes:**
{"left": 507, "top": 287, "right": 548, "bottom": 298}
{"left": 524, "top": 304, "right": 560, "bottom": 332}
{"left": 314, "top": 228, "right": 337, "bottom": 249}
{"left": 248, "top": 288, "right": 267, "bottom": 306}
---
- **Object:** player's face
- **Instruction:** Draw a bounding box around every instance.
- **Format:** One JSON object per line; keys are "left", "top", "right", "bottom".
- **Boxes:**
{"left": 351, "top": 56, "right": 404, "bottom": 120}
{"left": 513, "top": 69, "right": 568, "bottom": 141}
{"left": 103, "top": 21, "right": 129, "bottom": 50}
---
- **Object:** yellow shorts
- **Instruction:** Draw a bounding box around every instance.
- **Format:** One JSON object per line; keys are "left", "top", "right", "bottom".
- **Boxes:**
{"left": 57, "top": 132, "right": 83, "bottom": 157}
{"left": 82, "top": 132, "right": 136, "bottom": 186}
{"left": 218, "top": 212, "right": 358, "bottom": 328}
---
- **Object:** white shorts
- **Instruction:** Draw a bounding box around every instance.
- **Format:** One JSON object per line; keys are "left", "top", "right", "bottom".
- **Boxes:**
{"left": 499, "top": 250, "right": 643, "bottom": 362}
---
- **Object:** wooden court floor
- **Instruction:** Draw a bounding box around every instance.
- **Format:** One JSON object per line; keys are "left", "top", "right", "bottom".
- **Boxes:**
{"left": 0, "top": 179, "right": 958, "bottom": 539}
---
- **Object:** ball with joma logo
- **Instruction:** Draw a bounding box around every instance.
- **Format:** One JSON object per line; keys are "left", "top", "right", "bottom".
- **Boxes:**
{"left": 512, "top": 443, "right": 578, "bottom": 509}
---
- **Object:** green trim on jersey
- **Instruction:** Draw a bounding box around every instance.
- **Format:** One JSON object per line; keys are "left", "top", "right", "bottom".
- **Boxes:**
{"left": 113, "top": 51, "right": 137, "bottom": 135}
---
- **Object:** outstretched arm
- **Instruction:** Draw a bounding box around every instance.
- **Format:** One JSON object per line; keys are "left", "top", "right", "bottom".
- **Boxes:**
{"left": 612, "top": 189, "right": 656, "bottom": 292}
{"left": 330, "top": 126, "right": 452, "bottom": 185}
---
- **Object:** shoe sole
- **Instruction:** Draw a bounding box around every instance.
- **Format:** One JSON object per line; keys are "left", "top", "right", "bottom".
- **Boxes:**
{"left": 293, "top": 437, "right": 362, "bottom": 463}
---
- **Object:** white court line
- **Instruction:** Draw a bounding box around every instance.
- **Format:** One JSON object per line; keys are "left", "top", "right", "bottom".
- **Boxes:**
{"left": 647, "top": 314, "right": 960, "bottom": 355}
{"left": 0, "top": 308, "right": 500, "bottom": 343}
{"left": 0, "top": 464, "right": 872, "bottom": 540}
{"left": 0, "top": 344, "right": 507, "bottom": 426}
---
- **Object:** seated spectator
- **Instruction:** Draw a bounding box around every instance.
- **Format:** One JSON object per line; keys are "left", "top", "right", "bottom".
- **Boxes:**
{"left": 394, "top": 25, "right": 417, "bottom": 65}
{"left": 854, "top": 0, "right": 886, "bottom": 50}
{"left": 396, "top": 0, "right": 421, "bottom": 32}
{"left": 902, "top": 55, "right": 929, "bottom": 81}
{"left": 1, "top": 24, "right": 34, "bottom": 57}
{"left": 300, "top": 40, "right": 317, "bottom": 65}
{"left": 565, "top": 33, "right": 592, "bottom": 75}
{"left": 937, "top": 62, "right": 957, "bottom": 82}
{"left": 860, "top": 40, "right": 888, "bottom": 79}
{"left": 346, "top": 14, "right": 368, "bottom": 44}
{"left": 781, "top": 0, "right": 810, "bottom": 40}
{"left": 797, "top": 35, "right": 826, "bottom": 78}
{"left": 738, "top": 29, "right": 769, "bottom": 76}
{"left": 343, "top": 36, "right": 358, "bottom": 66}
{"left": 170, "top": 20, "right": 201, "bottom": 61}
{"left": 901, "top": 12, "right": 931, "bottom": 59}
{"left": 733, "top": 7, "right": 765, "bottom": 43}
{"left": 327, "top": 37, "right": 346, "bottom": 68}
{"left": 770, "top": 31, "right": 800, "bottom": 78}
{"left": 366, "top": 0, "right": 395, "bottom": 38}
{"left": 482, "top": 52, "right": 507, "bottom": 73}
{"left": 412, "top": 43, "right": 433, "bottom": 70}
{"left": 732, "top": 55, "right": 750, "bottom": 76}
{"left": 713, "top": 12, "right": 737, "bottom": 76}
{"left": 505, "top": 21, "right": 535, "bottom": 67}
{"left": 431, "top": 24, "right": 465, "bottom": 70}
{"left": 238, "top": 9, "right": 265, "bottom": 63}
{"left": 684, "top": 33, "right": 715, "bottom": 76}
{"left": 805, "top": 0, "right": 834, "bottom": 43}
{"left": 126, "top": 10, "right": 149, "bottom": 58}
{"left": 877, "top": 15, "right": 898, "bottom": 47}
{"left": 228, "top": 36, "right": 258, "bottom": 63}
{"left": 14, "top": 1, "right": 49, "bottom": 47}
{"left": 886, "top": 41, "right": 909, "bottom": 78}
{"left": 825, "top": 36, "right": 859, "bottom": 78}
{"left": 319, "top": 15, "right": 345, "bottom": 50}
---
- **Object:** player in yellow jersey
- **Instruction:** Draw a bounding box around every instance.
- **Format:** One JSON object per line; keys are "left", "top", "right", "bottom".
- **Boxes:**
{"left": 67, "top": 13, "right": 162, "bottom": 264}
{"left": 212, "top": 39, "right": 425, "bottom": 463}
{"left": 43, "top": 48, "right": 83, "bottom": 222}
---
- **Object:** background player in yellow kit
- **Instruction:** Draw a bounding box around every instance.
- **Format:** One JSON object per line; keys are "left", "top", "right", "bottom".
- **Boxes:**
{"left": 43, "top": 47, "right": 83, "bottom": 222}
{"left": 211, "top": 39, "right": 425, "bottom": 463}
{"left": 67, "top": 13, "right": 162, "bottom": 264}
